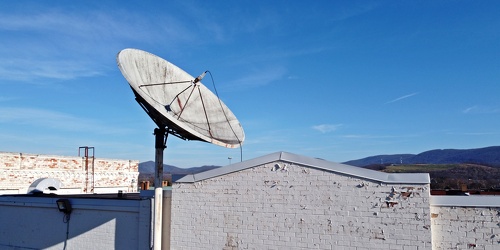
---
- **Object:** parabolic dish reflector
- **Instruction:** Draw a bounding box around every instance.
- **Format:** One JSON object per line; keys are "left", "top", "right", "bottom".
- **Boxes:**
{"left": 117, "top": 48, "right": 244, "bottom": 148}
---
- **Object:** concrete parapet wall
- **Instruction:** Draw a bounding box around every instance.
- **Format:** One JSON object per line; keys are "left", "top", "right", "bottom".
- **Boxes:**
{"left": 0, "top": 151, "right": 139, "bottom": 194}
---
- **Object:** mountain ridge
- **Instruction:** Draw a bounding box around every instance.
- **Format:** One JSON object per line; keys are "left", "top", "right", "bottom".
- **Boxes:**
{"left": 139, "top": 160, "right": 220, "bottom": 175}
{"left": 342, "top": 146, "right": 500, "bottom": 167}
{"left": 138, "top": 146, "right": 500, "bottom": 174}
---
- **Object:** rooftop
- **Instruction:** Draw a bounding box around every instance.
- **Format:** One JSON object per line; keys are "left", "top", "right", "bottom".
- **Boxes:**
{"left": 174, "top": 151, "right": 430, "bottom": 184}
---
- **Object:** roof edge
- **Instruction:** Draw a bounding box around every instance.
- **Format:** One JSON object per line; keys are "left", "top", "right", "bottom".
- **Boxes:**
{"left": 430, "top": 195, "right": 500, "bottom": 207}
{"left": 174, "top": 151, "right": 430, "bottom": 184}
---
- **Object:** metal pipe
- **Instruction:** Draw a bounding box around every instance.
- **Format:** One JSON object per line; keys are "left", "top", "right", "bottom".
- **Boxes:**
{"left": 139, "top": 80, "right": 191, "bottom": 88}
{"left": 153, "top": 127, "right": 167, "bottom": 250}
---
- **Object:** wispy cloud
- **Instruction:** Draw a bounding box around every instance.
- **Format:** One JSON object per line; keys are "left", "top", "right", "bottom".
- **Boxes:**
{"left": 227, "top": 66, "right": 287, "bottom": 90}
{"left": 0, "top": 107, "right": 132, "bottom": 135}
{"left": 341, "top": 134, "right": 418, "bottom": 139}
{"left": 0, "top": 9, "right": 165, "bottom": 44}
{"left": 446, "top": 131, "right": 499, "bottom": 136}
{"left": 312, "top": 124, "right": 342, "bottom": 133}
{"left": 0, "top": 59, "right": 104, "bottom": 82}
{"left": 0, "top": 96, "right": 16, "bottom": 102}
{"left": 385, "top": 92, "right": 419, "bottom": 104}
{"left": 0, "top": 11, "right": 118, "bottom": 82}
{"left": 0, "top": 8, "right": 195, "bottom": 82}
{"left": 330, "top": 2, "right": 381, "bottom": 21}
{"left": 462, "top": 132, "right": 499, "bottom": 136}
{"left": 463, "top": 105, "right": 500, "bottom": 114}
{"left": 342, "top": 134, "right": 389, "bottom": 139}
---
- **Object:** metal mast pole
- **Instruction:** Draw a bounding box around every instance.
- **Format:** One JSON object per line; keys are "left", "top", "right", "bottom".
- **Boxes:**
{"left": 153, "top": 127, "right": 167, "bottom": 250}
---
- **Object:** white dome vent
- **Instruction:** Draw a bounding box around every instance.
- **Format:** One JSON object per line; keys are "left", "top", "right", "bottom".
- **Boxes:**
{"left": 27, "top": 178, "right": 62, "bottom": 194}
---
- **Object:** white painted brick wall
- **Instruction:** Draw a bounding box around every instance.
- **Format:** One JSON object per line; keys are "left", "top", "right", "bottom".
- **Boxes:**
{"left": 0, "top": 152, "right": 139, "bottom": 194}
{"left": 431, "top": 206, "right": 500, "bottom": 250}
{"left": 170, "top": 161, "right": 432, "bottom": 249}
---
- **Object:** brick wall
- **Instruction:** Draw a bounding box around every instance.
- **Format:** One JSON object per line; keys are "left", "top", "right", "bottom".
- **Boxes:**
{"left": 171, "top": 160, "right": 432, "bottom": 249}
{"left": 0, "top": 152, "right": 139, "bottom": 194}
{"left": 431, "top": 203, "right": 500, "bottom": 250}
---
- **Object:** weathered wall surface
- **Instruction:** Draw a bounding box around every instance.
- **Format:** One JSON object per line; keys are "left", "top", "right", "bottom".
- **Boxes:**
{"left": 0, "top": 196, "right": 151, "bottom": 250}
{"left": 0, "top": 152, "right": 139, "bottom": 194}
{"left": 431, "top": 205, "right": 500, "bottom": 250}
{"left": 171, "top": 161, "right": 432, "bottom": 249}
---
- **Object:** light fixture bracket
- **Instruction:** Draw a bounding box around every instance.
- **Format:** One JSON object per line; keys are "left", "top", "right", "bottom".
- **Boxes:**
{"left": 56, "top": 199, "right": 72, "bottom": 214}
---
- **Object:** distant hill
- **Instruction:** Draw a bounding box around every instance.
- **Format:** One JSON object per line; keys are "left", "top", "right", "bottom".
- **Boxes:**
{"left": 343, "top": 154, "right": 415, "bottom": 167}
{"left": 139, "top": 161, "right": 220, "bottom": 175}
{"left": 363, "top": 163, "right": 500, "bottom": 190}
{"left": 343, "top": 146, "right": 500, "bottom": 167}
{"left": 138, "top": 146, "right": 500, "bottom": 173}
{"left": 138, "top": 146, "right": 500, "bottom": 190}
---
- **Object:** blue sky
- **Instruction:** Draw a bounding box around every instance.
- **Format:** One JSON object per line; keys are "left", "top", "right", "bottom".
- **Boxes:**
{"left": 0, "top": 1, "right": 499, "bottom": 168}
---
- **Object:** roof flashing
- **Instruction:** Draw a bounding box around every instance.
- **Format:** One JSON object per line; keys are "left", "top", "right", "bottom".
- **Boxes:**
{"left": 174, "top": 152, "right": 430, "bottom": 184}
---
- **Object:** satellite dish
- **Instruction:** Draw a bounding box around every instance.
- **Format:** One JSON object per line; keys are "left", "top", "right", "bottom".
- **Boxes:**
{"left": 117, "top": 48, "right": 244, "bottom": 148}
{"left": 117, "top": 48, "right": 245, "bottom": 249}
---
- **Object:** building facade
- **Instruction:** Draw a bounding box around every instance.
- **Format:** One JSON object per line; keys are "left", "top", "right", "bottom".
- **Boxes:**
{"left": 0, "top": 151, "right": 498, "bottom": 249}
{"left": 0, "top": 151, "right": 139, "bottom": 194}
{"left": 171, "top": 152, "right": 433, "bottom": 249}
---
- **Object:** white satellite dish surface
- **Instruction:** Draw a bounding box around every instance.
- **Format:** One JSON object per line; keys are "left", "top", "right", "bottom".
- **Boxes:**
{"left": 117, "top": 48, "right": 244, "bottom": 148}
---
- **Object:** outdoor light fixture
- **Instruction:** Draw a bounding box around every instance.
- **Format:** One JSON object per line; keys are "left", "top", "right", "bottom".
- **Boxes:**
{"left": 56, "top": 199, "right": 72, "bottom": 214}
